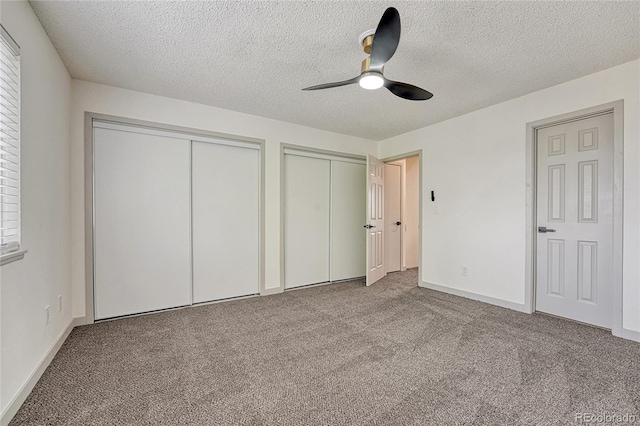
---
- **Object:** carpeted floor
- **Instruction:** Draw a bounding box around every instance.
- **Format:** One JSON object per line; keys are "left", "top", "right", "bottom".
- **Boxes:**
{"left": 10, "top": 269, "right": 640, "bottom": 425}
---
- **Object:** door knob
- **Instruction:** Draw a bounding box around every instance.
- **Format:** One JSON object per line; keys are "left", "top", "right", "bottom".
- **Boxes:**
{"left": 396, "top": 221, "right": 402, "bottom": 226}
{"left": 364, "top": 224, "right": 376, "bottom": 229}
{"left": 538, "top": 226, "right": 556, "bottom": 233}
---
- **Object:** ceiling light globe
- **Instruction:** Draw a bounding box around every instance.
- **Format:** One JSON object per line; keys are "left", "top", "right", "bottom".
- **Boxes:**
{"left": 359, "top": 73, "right": 384, "bottom": 90}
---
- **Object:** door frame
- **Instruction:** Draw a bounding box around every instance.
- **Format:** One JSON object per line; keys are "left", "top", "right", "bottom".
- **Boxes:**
{"left": 384, "top": 161, "right": 406, "bottom": 273}
{"left": 524, "top": 100, "right": 624, "bottom": 337}
{"left": 84, "top": 112, "right": 266, "bottom": 324}
{"left": 279, "top": 143, "right": 367, "bottom": 291}
{"left": 381, "top": 150, "right": 423, "bottom": 287}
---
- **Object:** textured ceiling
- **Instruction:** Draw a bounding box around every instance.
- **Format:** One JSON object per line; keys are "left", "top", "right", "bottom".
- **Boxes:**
{"left": 30, "top": 1, "right": 640, "bottom": 141}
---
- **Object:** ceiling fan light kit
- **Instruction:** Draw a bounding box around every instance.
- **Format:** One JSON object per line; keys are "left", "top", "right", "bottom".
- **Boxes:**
{"left": 359, "top": 72, "right": 384, "bottom": 90}
{"left": 302, "top": 7, "right": 433, "bottom": 101}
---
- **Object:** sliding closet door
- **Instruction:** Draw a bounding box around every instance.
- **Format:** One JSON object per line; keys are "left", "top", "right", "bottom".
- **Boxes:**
{"left": 284, "top": 155, "right": 330, "bottom": 288}
{"left": 192, "top": 141, "right": 260, "bottom": 303}
{"left": 331, "top": 161, "right": 366, "bottom": 281}
{"left": 94, "top": 127, "right": 191, "bottom": 320}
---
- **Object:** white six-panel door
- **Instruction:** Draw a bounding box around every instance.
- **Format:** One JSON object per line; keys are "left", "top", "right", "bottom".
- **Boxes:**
{"left": 94, "top": 127, "right": 192, "bottom": 320}
{"left": 192, "top": 141, "right": 260, "bottom": 303}
{"left": 536, "top": 113, "right": 614, "bottom": 328}
{"left": 366, "top": 155, "right": 385, "bottom": 286}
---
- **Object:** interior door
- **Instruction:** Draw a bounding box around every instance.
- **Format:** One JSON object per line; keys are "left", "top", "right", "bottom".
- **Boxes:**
{"left": 536, "top": 113, "right": 613, "bottom": 328}
{"left": 93, "top": 126, "right": 191, "bottom": 320}
{"left": 366, "top": 155, "right": 385, "bottom": 286}
{"left": 192, "top": 141, "right": 260, "bottom": 303}
{"left": 384, "top": 163, "right": 402, "bottom": 272}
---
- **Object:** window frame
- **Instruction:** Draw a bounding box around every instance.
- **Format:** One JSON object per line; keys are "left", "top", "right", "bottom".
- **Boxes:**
{"left": 0, "top": 24, "right": 25, "bottom": 265}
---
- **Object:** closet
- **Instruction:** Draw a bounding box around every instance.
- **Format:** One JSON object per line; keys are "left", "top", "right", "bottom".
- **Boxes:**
{"left": 191, "top": 141, "right": 259, "bottom": 303}
{"left": 283, "top": 149, "right": 365, "bottom": 289}
{"left": 93, "top": 121, "right": 260, "bottom": 320}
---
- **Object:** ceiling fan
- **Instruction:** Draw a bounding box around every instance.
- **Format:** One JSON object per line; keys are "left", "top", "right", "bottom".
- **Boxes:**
{"left": 302, "top": 7, "right": 433, "bottom": 101}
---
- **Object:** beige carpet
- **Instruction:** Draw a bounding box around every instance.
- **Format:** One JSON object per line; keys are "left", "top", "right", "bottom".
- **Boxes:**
{"left": 10, "top": 269, "right": 640, "bottom": 425}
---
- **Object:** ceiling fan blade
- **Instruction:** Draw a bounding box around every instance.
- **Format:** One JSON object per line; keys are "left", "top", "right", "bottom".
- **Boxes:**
{"left": 302, "top": 76, "right": 360, "bottom": 91}
{"left": 369, "top": 7, "right": 401, "bottom": 71}
{"left": 384, "top": 79, "right": 433, "bottom": 101}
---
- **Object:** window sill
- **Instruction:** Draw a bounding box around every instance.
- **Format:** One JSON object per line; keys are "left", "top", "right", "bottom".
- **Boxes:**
{"left": 0, "top": 249, "right": 27, "bottom": 266}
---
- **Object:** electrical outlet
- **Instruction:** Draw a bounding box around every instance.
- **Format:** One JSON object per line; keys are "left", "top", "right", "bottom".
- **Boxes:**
{"left": 45, "top": 305, "right": 50, "bottom": 326}
{"left": 58, "top": 295, "right": 62, "bottom": 312}
{"left": 461, "top": 266, "right": 468, "bottom": 276}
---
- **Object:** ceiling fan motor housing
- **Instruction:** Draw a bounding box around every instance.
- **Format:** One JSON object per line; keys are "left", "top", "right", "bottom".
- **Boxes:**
{"left": 361, "top": 56, "right": 384, "bottom": 74}
{"left": 359, "top": 30, "right": 383, "bottom": 74}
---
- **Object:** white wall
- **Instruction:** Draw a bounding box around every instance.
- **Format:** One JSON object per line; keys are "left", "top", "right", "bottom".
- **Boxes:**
{"left": 379, "top": 60, "right": 640, "bottom": 336}
{"left": 0, "top": 0, "right": 72, "bottom": 417}
{"left": 70, "top": 80, "right": 376, "bottom": 318}
{"left": 2, "top": 3, "right": 636, "bottom": 421}
{"left": 404, "top": 156, "right": 419, "bottom": 269}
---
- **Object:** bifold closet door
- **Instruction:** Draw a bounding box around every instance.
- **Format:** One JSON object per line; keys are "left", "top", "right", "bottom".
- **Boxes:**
{"left": 94, "top": 128, "right": 191, "bottom": 320}
{"left": 331, "top": 161, "right": 366, "bottom": 281}
{"left": 192, "top": 141, "right": 260, "bottom": 303}
{"left": 284, "top": 155, "right": 330, "bottom": 288}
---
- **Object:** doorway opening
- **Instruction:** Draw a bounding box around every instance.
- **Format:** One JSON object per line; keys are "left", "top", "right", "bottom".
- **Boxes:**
{"left": 378, "top": 152, "right": 422, "bottom": 287}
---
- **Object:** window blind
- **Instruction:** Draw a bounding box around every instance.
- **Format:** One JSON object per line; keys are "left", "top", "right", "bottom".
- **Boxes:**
{"left": 0, "top": 25, "right": 20, "bottom": 255}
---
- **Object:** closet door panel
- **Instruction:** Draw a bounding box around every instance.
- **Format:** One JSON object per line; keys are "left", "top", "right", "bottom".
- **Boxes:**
{"left": 331, "top": 161, "right": 366, "bottom": 281}
{"left": 192, "top": 142, "right": 260, "bottom": 303}
{"left": 94, "top": 128, "right": 191, "bottom": 320}
{"left": 284, "top": 155, "right": 330, "bottom": 288}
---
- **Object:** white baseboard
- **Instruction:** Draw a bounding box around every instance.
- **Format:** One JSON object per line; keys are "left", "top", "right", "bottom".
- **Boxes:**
{"left": 421, "top": 281, "right": 528, "bottom": 313}
{"left": 1, "top": 317, "right": 84, "bottom": 426}
{"left": 422, "top": 281, "right": 640, "bottom": 344}
{"left": 261, "top": 286, "right": 283, "bottom": 296}
{"left": 619, "top": 327, "right": 640, "bottom": 343}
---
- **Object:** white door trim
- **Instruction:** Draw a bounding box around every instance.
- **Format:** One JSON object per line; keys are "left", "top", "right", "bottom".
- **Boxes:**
{"left": 525, "top": 100, "right": 624, "bottom": 337}
{"left": 381, "top": 150, "right": 423, "bottom": 287}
